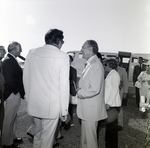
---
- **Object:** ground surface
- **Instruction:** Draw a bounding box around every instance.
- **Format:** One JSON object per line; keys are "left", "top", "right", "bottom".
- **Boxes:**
{"left": 0, "top": 87, "right": 148, "bottom": 148}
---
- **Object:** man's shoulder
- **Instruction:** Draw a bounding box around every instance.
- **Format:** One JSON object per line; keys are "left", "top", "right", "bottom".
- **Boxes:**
{"left": 3, "top": 54, "right": 14, "bottom": 64}
{"left": 31, "top": 45, "right": 68, "bottom": 58}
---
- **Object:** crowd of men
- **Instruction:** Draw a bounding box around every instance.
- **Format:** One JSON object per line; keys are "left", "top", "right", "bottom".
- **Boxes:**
{"left": 0, "top": 28, "right": 132, "bottom": 148}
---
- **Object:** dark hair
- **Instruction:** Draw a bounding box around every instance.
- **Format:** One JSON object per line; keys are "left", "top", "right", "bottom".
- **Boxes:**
{"left": 96, "top": 52, "right": 102, "bottom": 60}
{"left": 69, "top": 55, "right": 73, "bottom": 62}
{"left": 45, "top": 29, "right": 64, "bottom": 45}
{"left": 8, "top": 42, "right": 21, "bottom": 52}
{"left": 139, "top": 57, "right": 143, "bottom": 60}
{"left": 106, "top": 58, "right": 118, "bottom": 70}
{"left": 87, "top": 40, "right": 99, "bottom": 54}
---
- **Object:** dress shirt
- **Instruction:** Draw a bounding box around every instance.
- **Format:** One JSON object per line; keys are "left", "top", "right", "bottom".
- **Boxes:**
{"left": 82, "top": 55, "right": 96, "bottom": 78}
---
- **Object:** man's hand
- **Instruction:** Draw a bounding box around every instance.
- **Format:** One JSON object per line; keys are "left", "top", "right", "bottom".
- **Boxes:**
{"left": 123, "top": 93, "right": 128, "bottom": 99}
{"left": 61, "top": 115, "right": 67, "bottom": 122}
{"left": 105, "top": 104, "right": 110, "bottom": 110}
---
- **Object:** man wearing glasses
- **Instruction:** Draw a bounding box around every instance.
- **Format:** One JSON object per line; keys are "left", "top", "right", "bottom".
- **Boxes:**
{"left": 23, "top": 29, "right": 69, "bottom": 148}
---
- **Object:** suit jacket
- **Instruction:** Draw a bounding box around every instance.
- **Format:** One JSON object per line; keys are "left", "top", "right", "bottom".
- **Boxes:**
{"left": 77, "top": 55, "right": 107, "bottom": 121}
{"left": 70, "top": 66, "right": 77, "bottom": 96}
{"left": 23, "top": 45, "right": 70, "bottom": 119}
{"left": 133, "top": 65, "right": 142, "bottom": 84}
{"left": 2, "top": 54, "right": 25, "bottom": 100}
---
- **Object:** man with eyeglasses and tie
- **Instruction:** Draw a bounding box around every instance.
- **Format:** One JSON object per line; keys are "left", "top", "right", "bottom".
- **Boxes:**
{"left": 23, "top": 29, "right": 69, "bottom": 148}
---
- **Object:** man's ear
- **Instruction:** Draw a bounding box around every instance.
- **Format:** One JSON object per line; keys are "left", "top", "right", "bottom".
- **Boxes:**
{"left": 55, "top": 38, "right": 60, "bottom": 45}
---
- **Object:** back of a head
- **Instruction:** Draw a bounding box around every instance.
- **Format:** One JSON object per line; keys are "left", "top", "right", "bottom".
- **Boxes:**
{"left": 45, "top": 29, "right": 64, "bottom": 45}
{"left": 8, "top": 41, "right": 21, "bottom": 52}
{"left": 106, "top": 58, "right": 118, "bottom": 70}
{"left": 138, "top": 56, "right": 143, "bottom": 64}
{"left": 87, "top": 40, "right": 99, "bottom": 55}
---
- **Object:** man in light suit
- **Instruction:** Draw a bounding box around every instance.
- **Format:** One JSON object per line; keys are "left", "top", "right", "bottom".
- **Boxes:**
{"left": 2, "top": 42, "right": 25, "bottom": 148}
{"left": 77, "top": 40, "right": 107, "bottom": 148}
{"left": 23, "top": 29, "right": 69, "bottom": 148}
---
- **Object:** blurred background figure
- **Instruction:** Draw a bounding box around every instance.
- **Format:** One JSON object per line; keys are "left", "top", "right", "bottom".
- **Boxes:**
{"left": 116, "top": 57, "right": 128, "bottom": 131}
{"left": 133, "top": 57, "right": 144, "bottom": 107}
{"left": 104, "top": 58, "right": 121, "bottom": 148}
{"left": 0, "top": 46, "right": 6, "bottom": 138}
{"left": 2, "top": 42, "right": 25, "bottom": 148}
{"left": 137, "top": 60, "right": 150, "bottom": 111}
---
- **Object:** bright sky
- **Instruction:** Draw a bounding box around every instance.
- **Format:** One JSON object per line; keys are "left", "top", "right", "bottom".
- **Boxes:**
{"left": 0, "top": 0, "right": 150, "bottom": 57}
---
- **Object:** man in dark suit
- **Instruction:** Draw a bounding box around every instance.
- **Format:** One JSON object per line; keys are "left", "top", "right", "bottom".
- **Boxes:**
{"left": 133, "top": 57, "right": 143, "bottom": 107}
{"left": 2, "top": 42, "right": 25, "bottom": 148}
{"left": 0, "top": 46, "right": 6, "bottom": 139}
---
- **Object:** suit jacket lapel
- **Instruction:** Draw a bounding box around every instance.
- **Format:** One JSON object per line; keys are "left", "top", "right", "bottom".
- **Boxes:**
{"left": 81, "top": 56, "right": 97, "bottom": 78}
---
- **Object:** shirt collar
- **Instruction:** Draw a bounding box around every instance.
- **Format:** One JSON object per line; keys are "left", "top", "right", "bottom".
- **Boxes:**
{"left": 8, "top": 53, "right": 16, "bottom": 59}
{"left": 85, "top": 55, "right": 96, "bottom": 65}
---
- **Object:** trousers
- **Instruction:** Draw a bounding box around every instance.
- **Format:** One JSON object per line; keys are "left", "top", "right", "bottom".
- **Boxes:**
{"left": 80, "top": 120, "right": 98, "bottom": 148}
{"left": 2, "top": 93, "right": 21, "bottom": 145}
{"left": 33, "top": 117, "right": 59, "bottom": 148}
